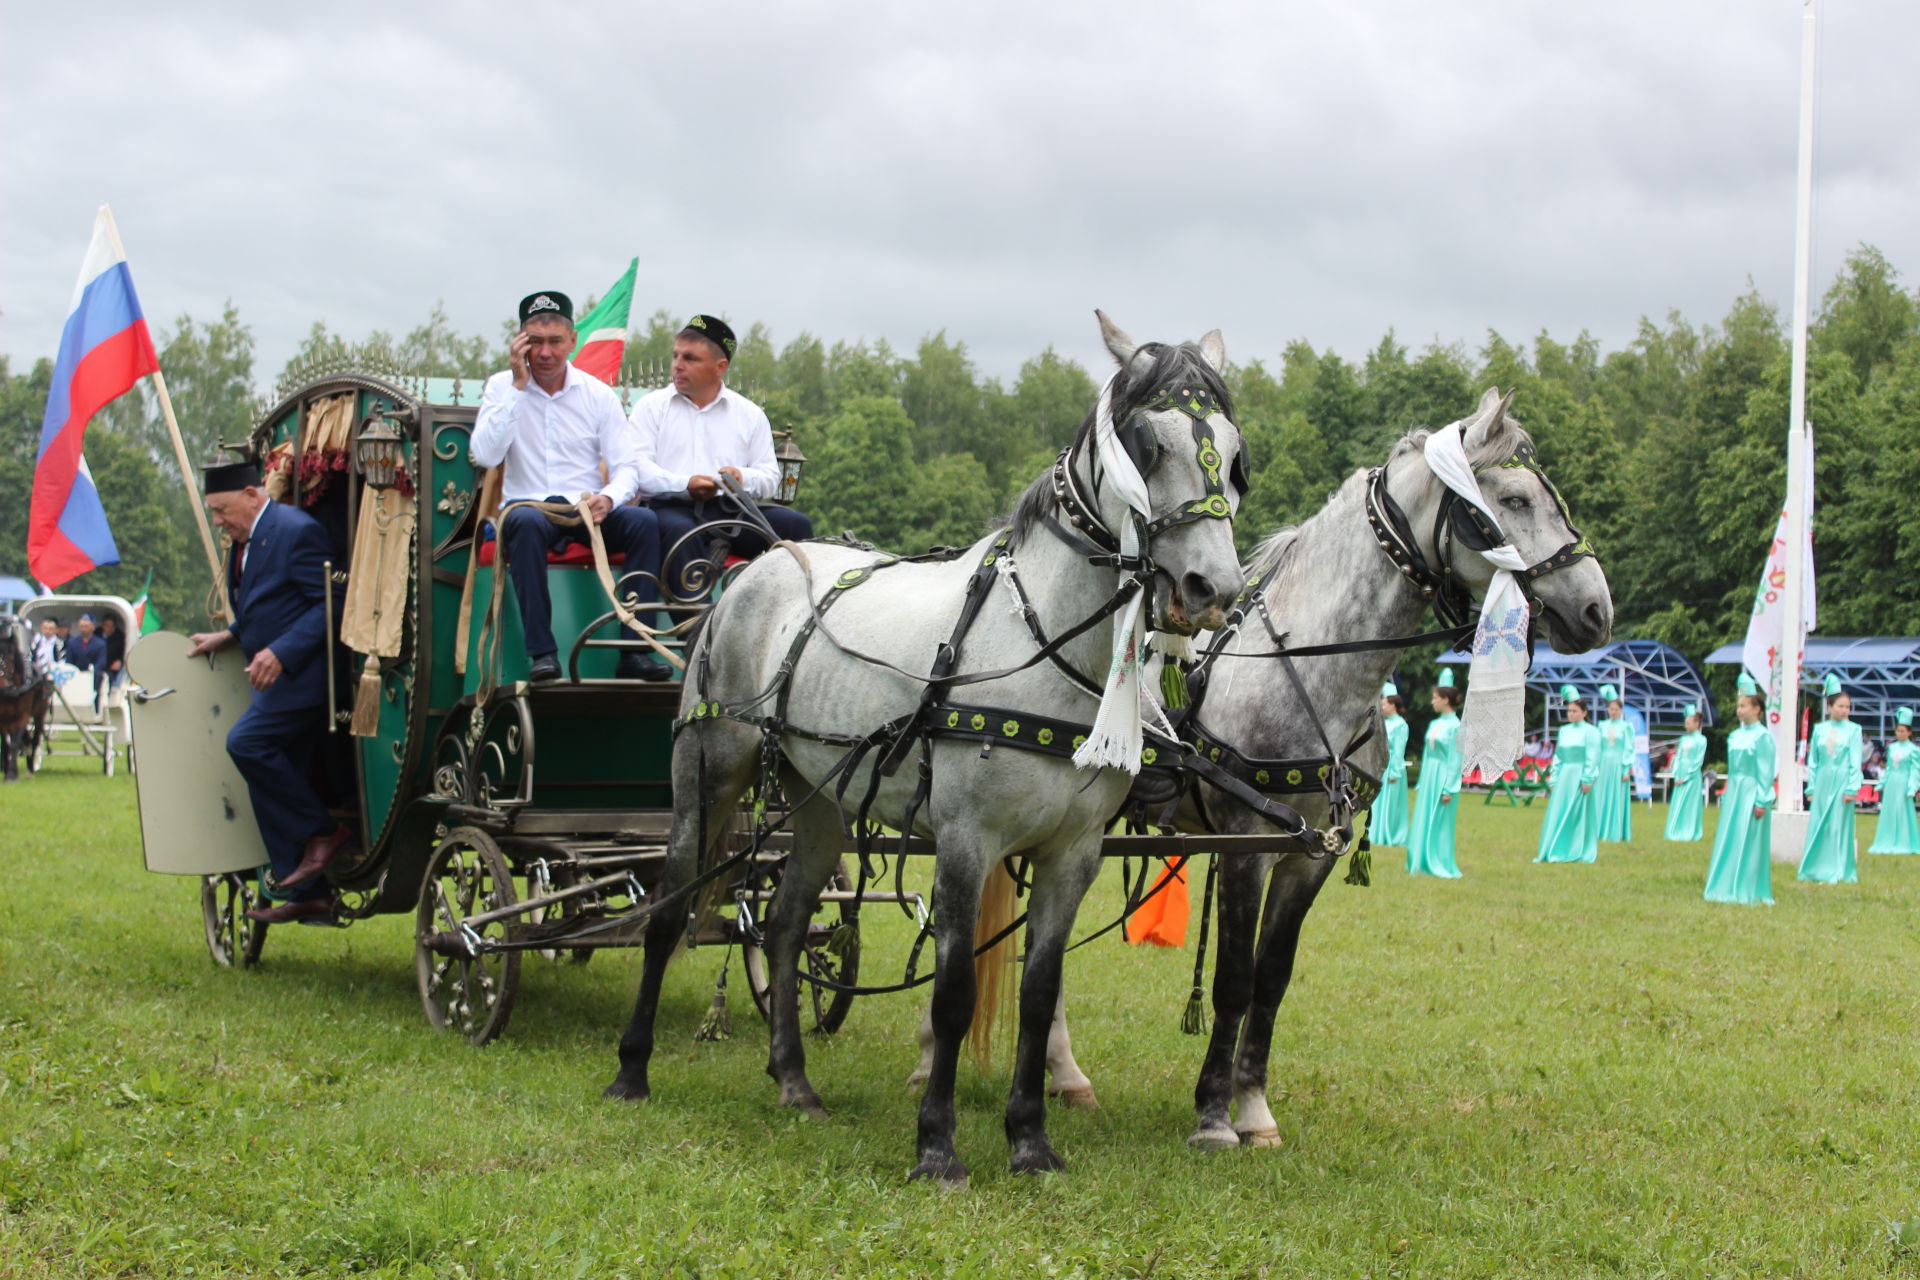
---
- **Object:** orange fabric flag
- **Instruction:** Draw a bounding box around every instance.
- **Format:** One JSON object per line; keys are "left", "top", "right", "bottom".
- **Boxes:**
{"left": 1124, "top": 858, "right": 1190, "bottom": 947}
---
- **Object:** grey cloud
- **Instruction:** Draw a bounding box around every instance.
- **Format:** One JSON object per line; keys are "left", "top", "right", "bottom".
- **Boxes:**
{"left": 3, "top": 0, "right": 1914, "bottom": 391}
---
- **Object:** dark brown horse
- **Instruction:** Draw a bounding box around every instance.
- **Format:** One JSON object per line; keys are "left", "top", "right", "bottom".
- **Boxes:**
{"left": 0, "top": 617, "right": 51, "bottom": 781}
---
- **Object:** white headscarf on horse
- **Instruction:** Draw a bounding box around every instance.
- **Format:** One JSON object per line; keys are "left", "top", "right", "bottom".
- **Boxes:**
{"left": 1071, "top": 372, "right": 1181, "bottom": 774}
{"left": 1423, "top": 416, "right": 1531, "bottom": 779}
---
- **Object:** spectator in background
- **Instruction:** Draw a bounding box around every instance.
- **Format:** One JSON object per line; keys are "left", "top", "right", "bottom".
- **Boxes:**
{"left": 31, "top": 618, "right": 63, "bottom": 671}
{"left": 65, "top": 613, "right": 107, "bottom": 707}
{"left": 98, "top": 615, "right": 127, "bottom": 689}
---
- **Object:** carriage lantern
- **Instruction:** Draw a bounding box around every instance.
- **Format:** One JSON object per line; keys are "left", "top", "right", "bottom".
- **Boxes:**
{"left": 353, "top": 413, "right": 406, "bottom": 491}
{"left": 774, "top": 429, "right": 807, "bottom": 505}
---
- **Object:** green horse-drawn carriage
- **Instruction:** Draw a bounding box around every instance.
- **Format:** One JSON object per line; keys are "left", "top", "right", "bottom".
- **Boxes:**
{"left": 128, "top": 366, "right": 886, "bottom": 1043}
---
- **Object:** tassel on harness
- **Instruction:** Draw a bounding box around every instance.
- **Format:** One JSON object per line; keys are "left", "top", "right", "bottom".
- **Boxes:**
{"left": 1181, "top": 854, "right": 1218, "bottom": 1035}
{"left": 694, "top": 962, "right": 733, "bottom": 1042}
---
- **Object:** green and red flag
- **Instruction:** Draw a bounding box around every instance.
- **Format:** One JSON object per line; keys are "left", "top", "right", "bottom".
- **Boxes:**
{"left": 571, "top": 257, "right": 637, "bottom": 384}
{"left": 131, "top": 568, "right": 161, "bottom": 635}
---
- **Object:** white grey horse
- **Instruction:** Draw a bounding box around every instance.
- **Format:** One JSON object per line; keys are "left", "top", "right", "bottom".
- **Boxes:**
{"left": 912, "top": 389, "right": 1615, "bottom": 1148}
{"left": 603, "top": 314, "right": 1263, "bottom": 1185}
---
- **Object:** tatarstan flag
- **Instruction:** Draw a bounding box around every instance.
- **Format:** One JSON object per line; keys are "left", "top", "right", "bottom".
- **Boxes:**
{"left": 131, "top": 568, "right": 162, "bottom": 635}
{"left": 570, "top": 258, "right": 637, "bottom": 383}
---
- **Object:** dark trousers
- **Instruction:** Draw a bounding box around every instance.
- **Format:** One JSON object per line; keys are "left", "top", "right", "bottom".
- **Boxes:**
{"left": 648, "top": 500, "right": 813, "bottom": 599}
{"left": 501, "top": 499, "right": 662, "bottom": 659}
{"left": 227, "top": 698, "right": 334, "bottom": 902}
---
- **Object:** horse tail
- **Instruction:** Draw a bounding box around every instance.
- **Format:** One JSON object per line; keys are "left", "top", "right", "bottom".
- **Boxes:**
{"left": 966, "top": 860, "right": 1020, "bottom": 1073}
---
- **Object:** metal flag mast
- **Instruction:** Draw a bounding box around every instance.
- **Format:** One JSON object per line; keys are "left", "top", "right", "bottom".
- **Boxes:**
{"left": 1772, "top": 0, "right": 1818, "bottom": 857}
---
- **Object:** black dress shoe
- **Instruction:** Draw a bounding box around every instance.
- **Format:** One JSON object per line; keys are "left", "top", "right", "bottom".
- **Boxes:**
{"left": 615, "top": 651, "right": 673, "bottom": 682}
{"left": 528, "top": 655, "right": 561, "bottom": 684}
{"left": 244, "top": 897, "right": 340, "bottom": 925}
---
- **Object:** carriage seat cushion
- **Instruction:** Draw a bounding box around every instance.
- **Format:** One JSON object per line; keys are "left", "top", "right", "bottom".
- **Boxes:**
{"left": 474, "top": 539, "right": 617, "bottom": 569}
{"left": 474, "top": 527, "right": 748, "bottom": 572}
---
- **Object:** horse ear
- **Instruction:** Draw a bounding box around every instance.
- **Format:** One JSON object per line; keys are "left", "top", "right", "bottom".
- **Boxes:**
{"left": 1195, "top": 329, "right": 1226, "bottom": 373}
{"left": 1095, "top": 310, "right": 1152, "bottom": 377}
{"left": 1461, "top": 386, "right": 1517, "bottom": 453}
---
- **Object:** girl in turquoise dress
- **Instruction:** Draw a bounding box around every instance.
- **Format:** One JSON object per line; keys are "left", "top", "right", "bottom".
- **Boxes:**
{"left": 1663, "top": 704, "right": 1708, "bottom": 842}
{"left": 1406, "top": 672, "right": 1463, "bottom": 877}
{"left": 1372, "top": 681, "right": 1411, "bottom": 848}
{"left": 1798, "top": 674, "right": 1863, "bottom": 884}
{"left": 1594, "top": 685, "right": 1634, "bottom": 843}
{"left": 1536, "top": 685, "right": 1601, "bottom": 864}
{"left": 1704, "top": 675, "right": 1776, "bottom": 904}
{"left": 1867, "top": 709, "right": 1919, "bottom": 855}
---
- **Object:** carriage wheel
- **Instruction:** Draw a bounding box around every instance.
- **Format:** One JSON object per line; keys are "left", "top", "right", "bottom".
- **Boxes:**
{"left": 415, "top": 827, "right": 521, "bottom": 1046}
{"left": 201, "top": 873, "right": 268, "bottom": 969}
{"left": 741, "top": 859, "right": 861, "bottom": 1035}
{"left": 524, "top": 863, "right": 593, "bottom": 966}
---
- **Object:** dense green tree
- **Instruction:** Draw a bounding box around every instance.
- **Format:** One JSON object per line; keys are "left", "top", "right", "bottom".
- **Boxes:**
{"left": 803, "top": 396, "right": 924, "bottom": 548}
{"left": 1814, "top": 244, "right": 1918, "bottom": 390}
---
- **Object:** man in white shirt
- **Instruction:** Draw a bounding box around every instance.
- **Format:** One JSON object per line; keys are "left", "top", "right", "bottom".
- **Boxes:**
{"left": 472, "top": 291, "right": 667, "bottom": 682}
{"left": 30, "top": 618, "right": 63, "bottom": 671}
{"left": 626, "top": 315, "right": 812, "bottom": 597}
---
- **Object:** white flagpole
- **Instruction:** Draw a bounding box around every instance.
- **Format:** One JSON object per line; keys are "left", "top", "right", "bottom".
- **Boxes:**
{"left": 1772, "top": 0, "right": 1818, "bottom": 855}
{"left": 99, "top": 204, "right": 232, "bottom": 624}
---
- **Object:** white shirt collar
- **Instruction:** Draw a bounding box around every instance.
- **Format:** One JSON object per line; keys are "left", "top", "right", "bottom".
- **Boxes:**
{"left": 673, "top": 383, "right": 731, "bottom": 413}
{"left": 530, "top": 362, "right": 583, "bottom": 399}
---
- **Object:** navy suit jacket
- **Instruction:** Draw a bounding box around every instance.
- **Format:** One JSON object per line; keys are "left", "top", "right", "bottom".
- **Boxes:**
{"left": 229, "top": 500, "right": 338, "bottom": 714}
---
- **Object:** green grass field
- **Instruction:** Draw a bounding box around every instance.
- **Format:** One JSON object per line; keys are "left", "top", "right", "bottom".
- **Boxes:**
{"left": 3, "top": 755, "right": 1918, "bottom": 1279}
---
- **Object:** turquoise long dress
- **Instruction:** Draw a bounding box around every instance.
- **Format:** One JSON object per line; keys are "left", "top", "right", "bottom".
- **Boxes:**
{"left": 1867, "top": 739, "right": 1920, "bottom": 855}
{"left": 1704, "top": 722, "right": 1776, "bottom": 904}
{"left": 1372, "top": 714, "right": 1411, "bottom": 847}
{"left": 1663, "top": 732, "right": 1708, "bottom": 842}
{"left": 1798, "top": 718, "right": 1863, "bottom": 883}
{"left": 1535, "top": 720, "right": 1601, "bottom": 863}
{"left": 1594, "top": 717, "right": 1634, "bottom": 842}
{"left": 1406, "top": 713, "right": 1462, "bottom": 877}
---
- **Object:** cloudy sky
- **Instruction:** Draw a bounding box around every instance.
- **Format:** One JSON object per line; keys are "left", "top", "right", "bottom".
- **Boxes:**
{"left": 3, "top": 0, "right": 1915, "bottom": 387}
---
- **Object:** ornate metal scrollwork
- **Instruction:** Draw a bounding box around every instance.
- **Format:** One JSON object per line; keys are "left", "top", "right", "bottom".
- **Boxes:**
{"left": 437, "top": 481, "right": 472, "bottom": 518}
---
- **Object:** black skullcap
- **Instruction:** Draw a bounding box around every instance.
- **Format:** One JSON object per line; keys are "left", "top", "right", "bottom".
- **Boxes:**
{"left": 202, "top": 460, "right": 261, "bottom": 493}
{"left": 519, "top": 291, "right": 574, "bottom": 324}
{"left": 680, "top": 314, "right": 737, "bottom": 358}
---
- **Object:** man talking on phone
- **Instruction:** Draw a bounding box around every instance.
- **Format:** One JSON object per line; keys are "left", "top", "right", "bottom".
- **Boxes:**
{"left": 626, "top": 314, "right": 813, "bottom": 593}
{"left": 472, "top": 291, "right": 668, "bottom": 682}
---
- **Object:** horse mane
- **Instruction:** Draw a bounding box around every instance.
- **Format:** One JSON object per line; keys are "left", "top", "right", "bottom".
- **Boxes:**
{"left": 1005, "top": 341, "right": 1235, "bottom": 545}
{"left": 1386, "top": 411, "right": 1534, "bottom": 473}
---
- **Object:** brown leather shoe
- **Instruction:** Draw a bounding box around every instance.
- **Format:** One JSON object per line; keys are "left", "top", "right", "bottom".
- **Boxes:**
{"left": 244, "top": 896, "right": 340, "bottom": 925}
{"left": 278, "top": 823, "right": 356, "bottom": 890}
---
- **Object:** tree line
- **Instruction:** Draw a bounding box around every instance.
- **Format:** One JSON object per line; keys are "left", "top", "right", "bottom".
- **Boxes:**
{"left": 2, "top": 246, "right": 1915, "bottom": 715}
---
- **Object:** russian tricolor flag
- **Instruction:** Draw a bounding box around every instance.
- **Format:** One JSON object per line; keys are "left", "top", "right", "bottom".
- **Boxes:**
{"left": 28, "top": 205, "right": 159, "bottom": 587}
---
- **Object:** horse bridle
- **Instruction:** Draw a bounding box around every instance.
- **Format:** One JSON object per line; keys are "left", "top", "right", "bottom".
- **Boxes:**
{"left": 1364, "top": 440, "right": 1595, "bottom": 629}
{"left": 1049, "top": 380, "right": 1247, "bottom": 573}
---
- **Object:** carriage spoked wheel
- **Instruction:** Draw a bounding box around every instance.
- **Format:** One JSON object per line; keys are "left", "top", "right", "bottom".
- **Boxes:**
{"left": 415, "top": 827, "right": 521, "bottom": 1046}
{"left": 740, "top": 858, "right": 861, "bottom": 1035}
{"left": 200, "top": 872, "right": 268, "bottom": 968}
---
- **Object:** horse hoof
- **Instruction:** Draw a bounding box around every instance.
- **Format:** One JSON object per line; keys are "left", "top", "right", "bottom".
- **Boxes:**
{"left": 1186, "top": 1126, "right": 1240, "bottom": 1151}
{"left": 908, "top": 1156, "right": 969, "bottom": 1187}
{"left": 1009, "top": 1147, "right": 1067, "bottom": 1176}
{"left": 601, "top": 1077, "right": 651, "bottom": 1103}
{"left": 779, "top": 1089, "right": 828, "bottom": 1118}
{"left": 1048, "top": 1086, "right": 1099, "bottom": 1111}
{"left": 1237, "top": 1127, "right": 1283, "bottom": 1148}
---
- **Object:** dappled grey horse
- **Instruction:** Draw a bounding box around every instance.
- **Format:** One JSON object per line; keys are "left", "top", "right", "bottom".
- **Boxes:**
{"left": 603, "top": 314, "right": 1263, "bottom": 1184}
{"left": 913, "top": 389, "right": 1614, "bottom": 1148}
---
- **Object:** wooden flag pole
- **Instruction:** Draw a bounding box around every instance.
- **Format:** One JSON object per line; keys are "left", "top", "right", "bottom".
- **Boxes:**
{"left": 150, "top": 367, "right": 232, "bottom": 624}
{"left": 97, "top": 204, "right": 232, "bottom": 624}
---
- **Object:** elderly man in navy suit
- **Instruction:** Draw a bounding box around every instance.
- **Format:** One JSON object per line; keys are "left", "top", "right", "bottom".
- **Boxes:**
{"left": 188, "top": 460, "right": 351, "bottom": 924}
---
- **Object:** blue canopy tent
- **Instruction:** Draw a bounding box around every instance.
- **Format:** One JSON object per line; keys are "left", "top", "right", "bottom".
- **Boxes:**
{"left": 1704, "top": 637, "right": 1920, "bottom": 743}
{"left": 1437, "top": 638, "right": 1717, "bottom": 731}
{"left": 0, "top": 576, "right": 37, "bottom": 615}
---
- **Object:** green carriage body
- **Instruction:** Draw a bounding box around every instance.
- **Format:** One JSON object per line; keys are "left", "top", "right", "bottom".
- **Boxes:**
{"left": 238, "top": 371, "right": 680, "bottom": 914}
